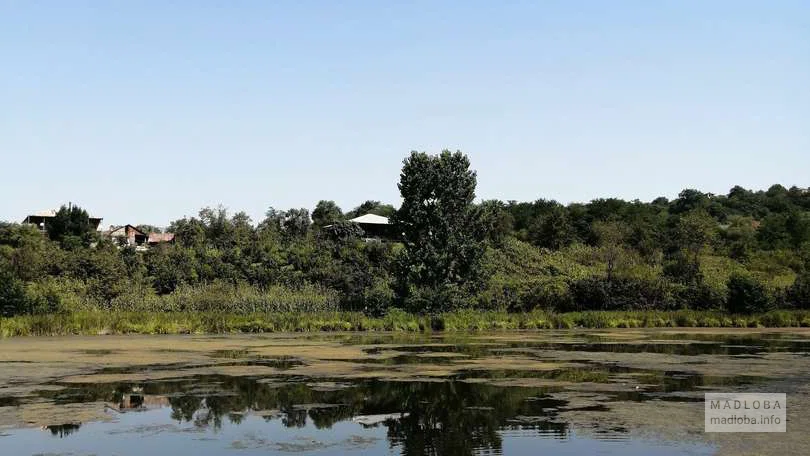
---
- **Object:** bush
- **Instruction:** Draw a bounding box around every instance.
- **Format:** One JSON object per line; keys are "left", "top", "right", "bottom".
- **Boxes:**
{"left": 671, "top": 282, "right": 726, "bottom": 310}
{"left": 400, "top": 284, "right": 475, "bottom": 315}
{"left": 727, "top": 273, "right": 773, "bottom": 314}
{"left": 787, "top": 272, "right": 810, "bottom": 309}
{"left": 516, "top": 279, "right": 573, "bottom": 312}
{"left": 568, "top": 277, "right": 672, "bottom": 311}
{"left": 0, "top": 268, "right": 28, "bottom": 317}
{"left": 362, "top": 278, "right": 394, "bottom": 317}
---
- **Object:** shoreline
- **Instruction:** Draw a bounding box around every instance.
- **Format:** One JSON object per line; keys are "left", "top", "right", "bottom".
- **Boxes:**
{"left": 3, "top": 309, "right": 810, "bottom": 337}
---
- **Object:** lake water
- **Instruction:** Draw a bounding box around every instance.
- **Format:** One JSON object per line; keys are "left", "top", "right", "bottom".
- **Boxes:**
{"left": 1, "top": 329, "right": 808, "bottom": 455}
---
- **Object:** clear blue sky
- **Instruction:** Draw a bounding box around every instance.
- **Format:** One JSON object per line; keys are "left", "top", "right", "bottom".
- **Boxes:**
{"left": 1, "top": 1, "right": 808, "bottom": 228}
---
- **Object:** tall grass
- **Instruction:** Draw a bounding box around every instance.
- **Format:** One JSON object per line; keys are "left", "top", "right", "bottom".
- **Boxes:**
{"left": 2, "top": 309, "right": 810, "bottom": 337}
{"left": 112, "top": 282, "right": 340, "bottom": 313}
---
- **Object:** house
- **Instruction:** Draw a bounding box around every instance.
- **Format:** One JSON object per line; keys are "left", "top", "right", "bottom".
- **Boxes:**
{"left": 22, "top": 209, "right": 103, "bottom": 232}
{"left": 147, "top": 232, "right": 175, "bottom": 246}
{"left": 347, "top": 214, "right": 396, "bottom": 240}
{"left": 105, "top": 225, "right": 148, "bottom": 249}
{"left": 104, "top": 225, "right": 175, "bottom": 249}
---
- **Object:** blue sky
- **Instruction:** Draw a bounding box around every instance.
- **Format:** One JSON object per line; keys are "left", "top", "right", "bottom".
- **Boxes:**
{"left": 1, "top": 1, "right": 808, "bottom": 228}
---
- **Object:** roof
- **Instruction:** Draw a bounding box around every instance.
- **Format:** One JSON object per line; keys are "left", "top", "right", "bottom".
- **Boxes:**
{"left": 348, "top": 214, "right": 390, "bottom": 225}
{"left": 107, "top": 225, "right": 147, "bottom": 237}
{"left": 148, "top": 233, "right": 175, "bottom": 243}
{"left": 24, "top": 209, "right": 102, "bottom": 221}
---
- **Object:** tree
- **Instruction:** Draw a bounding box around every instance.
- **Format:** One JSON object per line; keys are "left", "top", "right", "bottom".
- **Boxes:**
{"left": 477, "top": 200, "right": 514, "bottom": 246}
{"left": 673, "top": 210, "right": 717, "bottom": 264}
{"left": 322, "top": 220, "right": 364, "bottom": 242}
{"left": 136, "top": 225, "right": 162, "bottom": 234}
{"left": 787, "top": 271, "right": 810, "bottom": 309}
{"left": 722, "top": 215, "right": 757, "bottom": 260}
{"left": 727, "top": 273, "right": 772, "bottom": 314}
{"left": 0, "top": 258, "right": 29, "bottom": 316}
{"left": 392, "top": 150, "right": 486, "bottom": 309}
{"left": 282, "top": 208, "right": 311, "bottom": 238}
{"left": 592, "top": 221, "right": 630, "bottom": 281}
{"left": 670, "top": 189, "right": 709, "bottom": 215}
{"left": 528, "top": 205, "right": 575, "bottom": 250}
{"left": 346, "top": 200, "right": 396, "bottom": 219}
{"left": 45, "top": 204, "right": 96, "bottom": 248}
{"left": 312, "top": 201, "right": 343, "bottom": 227}
{"left": 785, "top": 211, "right": 810, "bottom": 249}
{"left": 755, "top": 211, "right": 810, "bottom": 251}
{"left": 260, "top": 207, "right": 310, "bottom": 238}
{"left": 169, "top": 217, "right": 206, "bottom": 248}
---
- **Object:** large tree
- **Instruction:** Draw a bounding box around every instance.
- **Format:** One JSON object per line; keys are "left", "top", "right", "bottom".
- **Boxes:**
{"left": 392, "top": 150, "right": 486, "bottom": 308}
{"left": 45, "top": 204, "right": 96, "bottom": 248}
{"left": 528, "top": 205, "right": 576, "bottom": 250}
{"left": 312, "top": 200, "right": 343, "bottom": 227}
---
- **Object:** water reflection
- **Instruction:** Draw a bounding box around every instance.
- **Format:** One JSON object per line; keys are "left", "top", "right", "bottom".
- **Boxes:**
{"left": 42, "top": 423, "right": 81, "bottom": 438}
{"left": 44, "top": 377, "right": 570, "bottom": 454}
{"left": 8, "top": 331, "right": 803, "bottom": 455}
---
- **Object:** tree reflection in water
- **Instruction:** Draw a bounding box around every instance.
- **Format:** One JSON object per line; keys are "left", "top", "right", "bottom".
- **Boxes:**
{"left": 50, "top": 376, "right": 572, "bottom": 454}
{"left": 43, "top": 423, "right": 81, "bottom": 438}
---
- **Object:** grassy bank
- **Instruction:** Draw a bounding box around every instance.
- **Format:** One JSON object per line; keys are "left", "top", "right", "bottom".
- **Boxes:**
{"left": 3, "top": 309, "right": 810, "bottom": 337}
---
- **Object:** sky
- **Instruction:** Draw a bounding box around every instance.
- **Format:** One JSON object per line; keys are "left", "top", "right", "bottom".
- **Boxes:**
{"left": 1, "top": 1, "right": 808, "bottom": 228}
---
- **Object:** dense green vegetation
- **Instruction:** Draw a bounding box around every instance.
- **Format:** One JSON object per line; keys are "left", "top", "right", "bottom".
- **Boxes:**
{"left": 3, "top": 310, "right": 810, "bottom": 337}
{"left": 1, "top": 150, "right": 809, "bottom": 326}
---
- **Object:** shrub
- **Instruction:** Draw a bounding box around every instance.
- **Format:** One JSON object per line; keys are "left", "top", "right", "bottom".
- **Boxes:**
{"left": 400, "top": 284, "right": 476, "bottom": 315}
{"left": 671, "top": 282, "right": 726, "bottom": 310}
{"left": 517, "top": 279, "right": 573, "bottom": 312}
{"left": 787, "top": 272, "right": 810, "bottom": 309}
{"left": 726, "top": 273, "right": 773, "bottom": 314}
{"left": 0, "top": 268, "right": 28, "bottom": 317}
{"left": 569, "top": 277, "right": 672, "bottom": 311}
{"left": 362, "top": 278, "right": 394, "bottom": 317}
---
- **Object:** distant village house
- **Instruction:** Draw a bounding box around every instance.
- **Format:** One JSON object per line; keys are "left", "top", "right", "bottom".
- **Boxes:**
{"left": 22, "top": 209, "right": 103, "bottom": 232}
{"left": 346, "top": 214, "right": 396, "bottom": 241}
{"left": 104, "top": 225, "right": 174, "bottom": 250}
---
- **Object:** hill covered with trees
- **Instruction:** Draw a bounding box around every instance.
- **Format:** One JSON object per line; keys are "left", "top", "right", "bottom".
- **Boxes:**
{"left": 2, "top": 151, "right": 809, "bottom": 320}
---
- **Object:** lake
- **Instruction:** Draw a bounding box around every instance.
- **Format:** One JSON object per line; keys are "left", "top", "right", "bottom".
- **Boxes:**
{"left": 1, "top": 329, "right": 808, "bottom": 455}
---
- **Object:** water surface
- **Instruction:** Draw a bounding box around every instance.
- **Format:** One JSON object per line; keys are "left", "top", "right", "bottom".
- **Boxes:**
{"left": 1, "top": 329, "right": 808, "bottom": 455}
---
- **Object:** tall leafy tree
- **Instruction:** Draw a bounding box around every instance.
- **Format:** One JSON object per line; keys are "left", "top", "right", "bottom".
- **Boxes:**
{"left": 45, "top": 204, "right": 95, "bottom": 248}
{"left": 392, "top": 150, "right": 486, "bottom": 306}
{"left": 592, "top": 221, "right": 630, "bottom": 281}
{"left": 673, "top": 210, "right": 717, "bottom": 264}
{"left": 312, "top": 200, "right": 344, "bottom": 227}
{"left": 528, "top": 205, "right": 576, "bottom": 250}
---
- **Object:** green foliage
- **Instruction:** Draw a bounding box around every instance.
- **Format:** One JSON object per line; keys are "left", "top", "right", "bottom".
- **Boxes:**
{"left": 4, "top": 309, "right": 810, "bottom": 337}
{"left": 727, "top": 273, "right": 773, "bottom": 314}
{"left": 345, "top": 200, "right": 396, "bottom": 219}
{"left": 528, "top": 205, "right": 576, "bottom": 249}
{"left": 45, "top": 204, "right": 96, "bottom": 248}
{"left": 787, "top": 271, "right": 810, "bottom": 309}
{"left": 568, "top": 276, "right": 673, "bottom": 312}
{"left": 136, "top": 224, "right": 162, "bottom": 234}
{"left": 477, "top": 200, "right": 514, "bottom": 246}
{"left": 0, "top": 261, "right": 28, "bottom": 317}
{"left": 1, "top": 153, "right": 809, "bottom": 321}
{"left": 362, "top": 278, "right": 394, "bottom": 317}
{"left": 312, "top": 200, "right": 343, "bottom": 227}
{"left": 393, "top": 150, "right": 487, "bottom": 307}
{"left": 322, "top": 221, "right": 364, "bottom": 242}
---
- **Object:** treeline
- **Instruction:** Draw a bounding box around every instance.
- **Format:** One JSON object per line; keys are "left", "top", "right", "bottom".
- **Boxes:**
{"left": 1, "top": 151, "right": 809, "bottom": 318}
